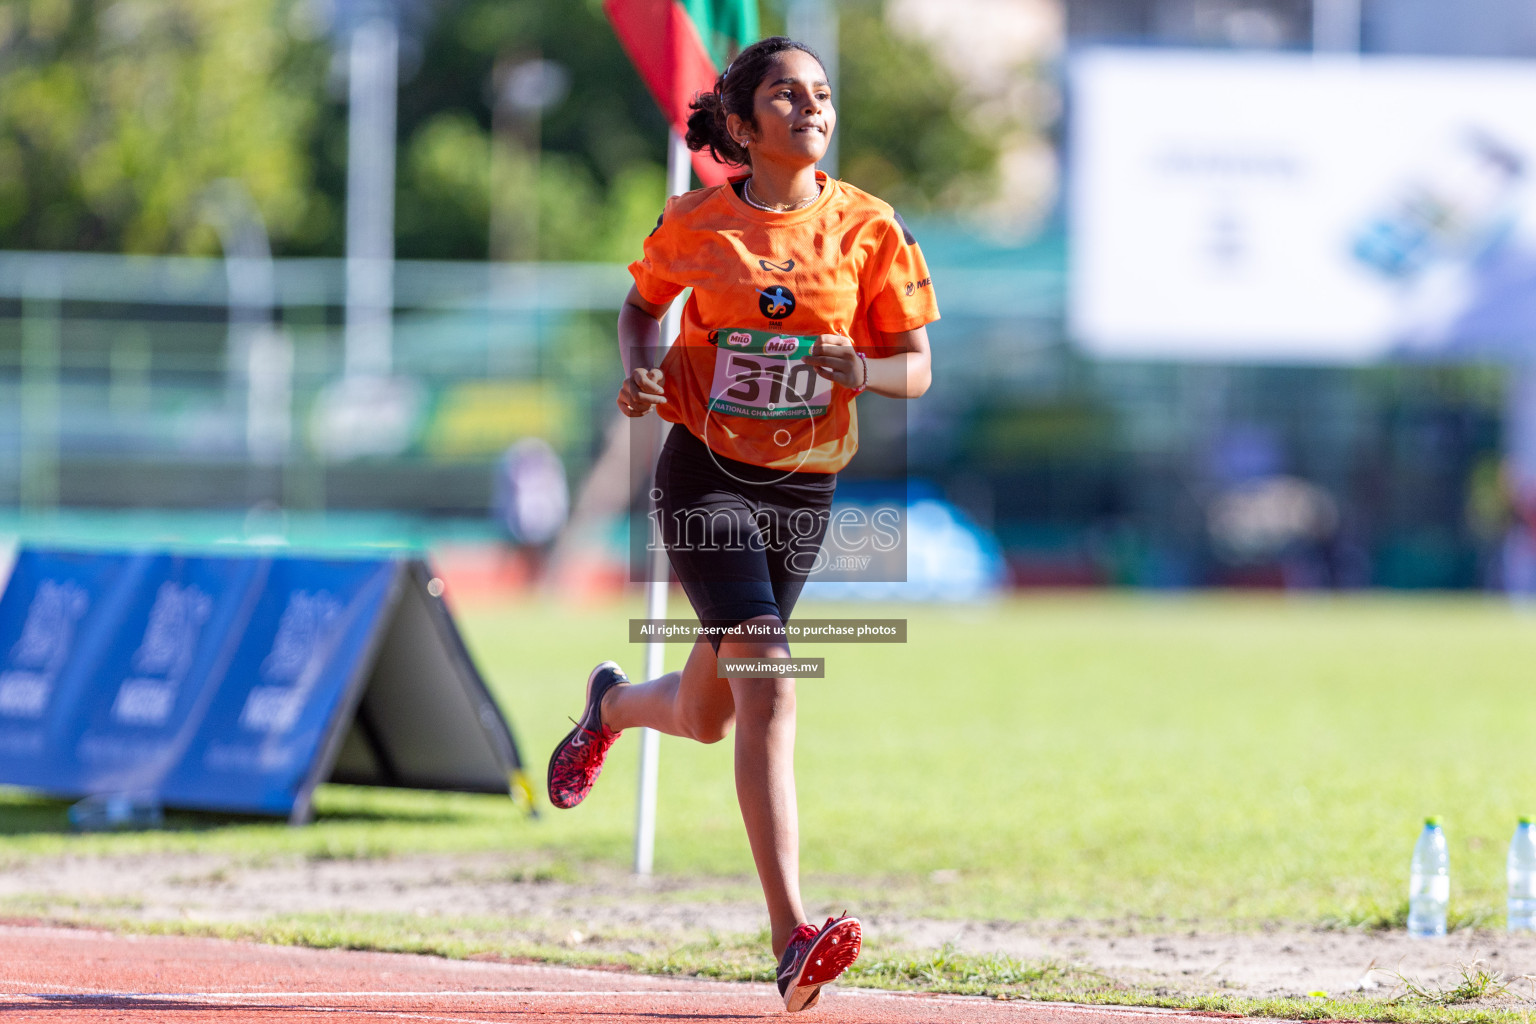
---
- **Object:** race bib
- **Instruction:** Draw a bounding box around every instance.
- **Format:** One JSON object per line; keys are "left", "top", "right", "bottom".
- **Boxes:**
{"left": 707, "top": 329, "right": 835, "bottom": 419}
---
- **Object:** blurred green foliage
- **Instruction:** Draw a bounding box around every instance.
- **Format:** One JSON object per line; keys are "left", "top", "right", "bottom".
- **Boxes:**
{"left": 0, "top": 0, "right": 999, "bottom": 260}
{"left": 0, "top": 0, "right": 324, "bottom": 252}
{"left": 838, "top": 0, "right": 998, "bottom": 214}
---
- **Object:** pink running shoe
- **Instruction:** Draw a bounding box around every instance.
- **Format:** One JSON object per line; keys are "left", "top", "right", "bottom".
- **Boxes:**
{"left": 776, "top": 915, "right": 862, "bottom": 1012}
{"left": 546, "top": 661, "right": 627, "bottom": 809}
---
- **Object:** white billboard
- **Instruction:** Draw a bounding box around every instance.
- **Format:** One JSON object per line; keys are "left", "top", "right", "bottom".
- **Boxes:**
{"left": 1069, "top": 50, "right": 1536, "bottom": 362}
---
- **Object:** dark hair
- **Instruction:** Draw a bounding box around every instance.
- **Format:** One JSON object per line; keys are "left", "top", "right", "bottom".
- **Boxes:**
{"left": 685, "top": 36, "right": 826, "bottom": 166}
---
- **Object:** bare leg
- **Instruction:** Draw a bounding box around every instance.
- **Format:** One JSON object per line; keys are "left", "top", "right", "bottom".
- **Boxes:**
{"left": 602, "top": 637, "right": 736, "bottom": 743}
{"left": 603, "top": 615, "right": 809, "bottom": 956}
{"left": 720, "top": 617, "right": 807, "bottom": 958}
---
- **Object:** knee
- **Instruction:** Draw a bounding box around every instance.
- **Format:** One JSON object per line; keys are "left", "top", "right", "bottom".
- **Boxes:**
{"left": 731, "top": 675, "right": 796, "bottom": 723}
{"left": 681, "top": 706, "right": 734, "bottom": 744}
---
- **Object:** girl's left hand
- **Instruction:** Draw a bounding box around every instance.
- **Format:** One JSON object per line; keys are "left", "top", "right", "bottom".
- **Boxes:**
{"left": 804, "top": 334, "right": 862, "bottom": 388}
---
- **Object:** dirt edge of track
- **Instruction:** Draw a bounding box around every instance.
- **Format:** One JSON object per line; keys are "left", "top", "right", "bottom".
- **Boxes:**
{"left": 6, "top": 850, "right": 1536, "bottom": 1009}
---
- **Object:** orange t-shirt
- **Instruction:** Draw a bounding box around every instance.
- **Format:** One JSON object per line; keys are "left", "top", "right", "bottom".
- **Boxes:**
{"left": 628, "top": 171, "right": 939, "bottom": 474}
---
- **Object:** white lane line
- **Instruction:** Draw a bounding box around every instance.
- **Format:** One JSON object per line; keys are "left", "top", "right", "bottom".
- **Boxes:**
{"left": 836, "top": 989, "right": 1022, "bottom": 1005}
{"left": 0, "top": 980, "right": 1201, "bottom": 1018}
{"left": 0, "top": 988, "right": 772, "bottom": 1000}
{"left": 223, "top": 1007, "right": 511, "bottom": 1024}
{"left": 285, "top": 1010, "right": 511, "bottom": 1024}
{"left": 0, "top": 992, "right": 526, "bottom": 1024}
{"left": 0, "top": 990, "right": 753, "bottom": 1024}
{"left": 0, "top": 978, "right": 121, "bottom": 995}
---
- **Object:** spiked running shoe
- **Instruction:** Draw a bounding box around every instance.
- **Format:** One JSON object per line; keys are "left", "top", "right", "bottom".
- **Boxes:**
{"left": 546, "top": 660, "right": 628, "bottom": 809}
{"left": 776, "top": 915, "right": 862, "bottom": 1012}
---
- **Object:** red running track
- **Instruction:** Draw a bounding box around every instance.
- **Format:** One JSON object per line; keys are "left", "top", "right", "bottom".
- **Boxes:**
{"left": 0, "top": 923, "right": 1230, "bottom": 1023}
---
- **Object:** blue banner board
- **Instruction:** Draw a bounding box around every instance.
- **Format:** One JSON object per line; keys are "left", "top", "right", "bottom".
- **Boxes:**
{"left": 0, "top": 548, "right": 525, "bottom": 822}
{"left": 69, "top": 553, "right": 262, "bottom": 799}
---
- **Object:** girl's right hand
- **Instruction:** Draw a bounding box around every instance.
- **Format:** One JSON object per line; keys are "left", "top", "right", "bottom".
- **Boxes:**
{"left": 617, "top": 367, "right": 667, "bottom": 417}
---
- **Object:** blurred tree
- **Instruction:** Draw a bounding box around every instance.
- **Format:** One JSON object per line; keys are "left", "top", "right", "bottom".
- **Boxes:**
{"left": 385, "top": 0, "right": 677, "bottom": 261}
{"left": 0, "top": 0, "right": 325, "bottom": 253}
{"left": 0, "top": 0, "right": 1000, "bottom": 258}
{"left": 836, "top": 0, "right": 999, "bottom": 215}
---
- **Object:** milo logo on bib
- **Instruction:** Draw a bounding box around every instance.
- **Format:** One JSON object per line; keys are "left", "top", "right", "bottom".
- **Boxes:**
{"left": 707, "top": 328, "right": 835, "bottom": 420}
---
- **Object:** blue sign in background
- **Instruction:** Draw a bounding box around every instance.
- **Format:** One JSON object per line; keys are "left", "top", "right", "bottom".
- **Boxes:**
{"left": 160, "top": 558, "right": 397, "bottom": 816}
{"left": 69, "top": 554, "right": 261, "bottom": 797}
{"left": 0, "top": 548, "right": 404, "bottom": 819}
{"left": 0, "top": 550, "right": 142, "bottom": 788}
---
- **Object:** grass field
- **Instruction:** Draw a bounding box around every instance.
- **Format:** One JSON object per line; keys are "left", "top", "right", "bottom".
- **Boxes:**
{"left": 4, "top": 591, "right": 1535, "bottom": 931}
{"left": 485, "top": 590, "right": 1536, "bottom": 928}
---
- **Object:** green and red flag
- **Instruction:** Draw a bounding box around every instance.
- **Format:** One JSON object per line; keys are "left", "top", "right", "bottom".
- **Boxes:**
{"left": 603, "top": 0, "right": 759, "bottom": 186}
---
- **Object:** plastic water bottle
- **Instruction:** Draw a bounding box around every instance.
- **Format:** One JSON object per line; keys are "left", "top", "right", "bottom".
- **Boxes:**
{"left": 1509, "top": 817, "right": 1536, "bottom": 932}
{"left": 1408, "top": 817, "right": 1449, "bottom": 937}
{"left": 68, "top": 792, "right": 163, "bottom": 832}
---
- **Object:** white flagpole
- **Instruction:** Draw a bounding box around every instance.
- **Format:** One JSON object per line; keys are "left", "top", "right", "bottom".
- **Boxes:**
{"left": 343, "top": 12, "right": 398, "bottom": 379}
{"left": 634, "top": 129, "right": 691, "bottom": 877}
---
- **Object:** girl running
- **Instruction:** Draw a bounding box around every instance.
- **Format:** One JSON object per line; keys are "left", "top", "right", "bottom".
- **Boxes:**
{"left": 546, "top": 35, "right": 937, "bottom": 1013}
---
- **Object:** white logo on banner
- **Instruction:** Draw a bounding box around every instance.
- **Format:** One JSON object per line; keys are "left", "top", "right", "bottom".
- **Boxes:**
{"left": 238, "top": 590, "right": 342, "bottom": 734}
{"left": 109, "top": 582, "right": 214, "bottom": 728}
{"left": 10, "top": 580, "right": 89, "bottom": 671}
{"left": 133, "top": 582, "right": 212, "bottom": 678}
{"left": 0, "top": 673, "right": 51, "bottom": 718}
{"left": 238, "top": 686, "right": 304, "bottom": 734}
{"left": 260, "top": 591, "right": 340, "bottom": 684}
{"left": 0, "top": 580, "right": 90, "bottom": 719}
{"left": 111, "top": 679, "right": 177, "bottom": 726}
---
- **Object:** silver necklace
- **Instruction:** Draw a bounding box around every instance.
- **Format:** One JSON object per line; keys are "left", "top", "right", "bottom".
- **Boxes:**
{"left": 743, "top": 177, "right": 821, "bottom": 212}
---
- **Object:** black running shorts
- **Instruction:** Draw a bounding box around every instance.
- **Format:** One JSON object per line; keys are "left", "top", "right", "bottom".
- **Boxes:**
{"left": 654, "top": 425, "right": 837, "bottom": 652}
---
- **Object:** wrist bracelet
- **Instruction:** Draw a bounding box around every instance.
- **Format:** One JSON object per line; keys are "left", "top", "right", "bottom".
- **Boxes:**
{"left": 850, "top": 351, "right": 869, "bottom": 395}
